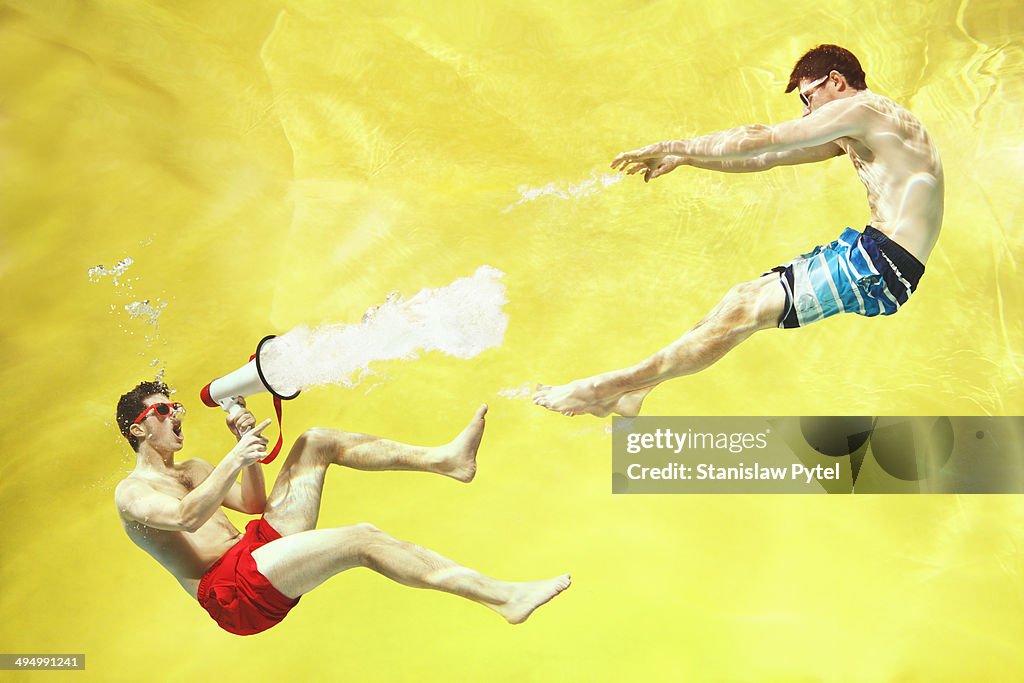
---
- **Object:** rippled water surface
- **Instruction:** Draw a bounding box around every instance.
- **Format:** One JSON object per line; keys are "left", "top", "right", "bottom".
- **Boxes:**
{"left": 2, "top": 1, "right": 1022, "bottom": 680}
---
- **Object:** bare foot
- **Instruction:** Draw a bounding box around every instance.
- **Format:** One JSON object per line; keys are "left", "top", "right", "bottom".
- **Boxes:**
{"left": 430, "top": 404, "right": 487, "bottom": 482}
{"left": 494, "top": 574, "right": 572, "bottom": 625}
{"left": 533, "top": 380, "right": 649, "bottom": 418}
{"left": 532, "top": 381, "right": 612, "bottom": 417}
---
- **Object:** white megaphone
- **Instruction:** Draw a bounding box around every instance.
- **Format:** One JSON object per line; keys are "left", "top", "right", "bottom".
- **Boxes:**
{"left": 200, "top": 335, "right": 301, "bottom": 421}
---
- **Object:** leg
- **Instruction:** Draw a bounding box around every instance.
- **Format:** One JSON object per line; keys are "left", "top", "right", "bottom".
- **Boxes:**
{"left": 533, "top": 273, "right": 786, "bottom": 417}
{"left": 250, "top": 523, "right": 571, "bottom": 624}
{"left": 263, "top": 405, "right": 488, "bottom": 536}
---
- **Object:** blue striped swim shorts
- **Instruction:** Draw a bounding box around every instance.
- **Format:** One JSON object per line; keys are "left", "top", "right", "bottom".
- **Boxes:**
{"left": 770, "top": 226, "right": 926, "bottom": 329}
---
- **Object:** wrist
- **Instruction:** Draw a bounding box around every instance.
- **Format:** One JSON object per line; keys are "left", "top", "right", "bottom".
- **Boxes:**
{"left": 227, "top": 450, "right": 247, "bottom": 471}
{"left": 666, "top": 139, "right": 687, "bottom": 156}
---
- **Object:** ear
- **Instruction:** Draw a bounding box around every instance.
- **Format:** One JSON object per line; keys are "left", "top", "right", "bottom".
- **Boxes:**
{"left": 129, "top": 423, "right": 147, "bottom": 440}
{"left": 831, "top": 70, "right": 848, "bottom": 90}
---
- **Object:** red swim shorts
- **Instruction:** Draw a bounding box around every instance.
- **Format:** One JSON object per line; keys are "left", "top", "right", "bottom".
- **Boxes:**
{"left": 197, "top": 517, "right": 299, "bottom": 636}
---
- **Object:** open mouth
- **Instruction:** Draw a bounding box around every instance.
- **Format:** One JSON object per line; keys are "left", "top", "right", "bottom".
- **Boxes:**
{"left": 172, "top": 423, "right": 183, "bottom": 439}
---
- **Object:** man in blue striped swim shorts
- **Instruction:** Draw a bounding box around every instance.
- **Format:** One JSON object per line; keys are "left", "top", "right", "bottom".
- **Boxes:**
{"left": 771, "top": 225, "right": 925, "bottom": 329}
{"left": 534, "top": 45, "right": 943, "bottom": 417}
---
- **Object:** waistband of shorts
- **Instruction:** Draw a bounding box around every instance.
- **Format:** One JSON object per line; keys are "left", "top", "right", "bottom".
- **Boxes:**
{"left": 862, "top": 226, "right": 925, "bottom": 285}
{"left": 196, "top": 517, "right": 281, "bottom": 605}
{"left": 197, "top": 535, "right": 242, "bottom": 605}
{"left": 197, "top": 564, "right": 216, "bottom": 605}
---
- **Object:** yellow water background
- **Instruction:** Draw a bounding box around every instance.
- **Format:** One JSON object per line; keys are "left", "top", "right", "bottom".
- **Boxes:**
{"left": 2, "top": 1, "right": 1022, "bottom": 681}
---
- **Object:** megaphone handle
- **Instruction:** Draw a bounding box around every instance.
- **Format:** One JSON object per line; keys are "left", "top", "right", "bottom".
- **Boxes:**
{"left": 223, "top": 396, "right": 284, "bottom": 463}
{"left": 225, "top": 401, "right": 252, "bottom": 435}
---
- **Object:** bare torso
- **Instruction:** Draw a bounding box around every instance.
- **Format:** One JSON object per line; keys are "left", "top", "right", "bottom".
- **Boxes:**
{"left": 117, "top": 461, "right": 242, "bottom": 599}
{"left": 833, "top": 91, "right": 944, "bottom": 263}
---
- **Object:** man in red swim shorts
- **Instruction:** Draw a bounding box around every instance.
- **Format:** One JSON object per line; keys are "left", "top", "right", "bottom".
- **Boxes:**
{"left": 114, "top": 381, "right": 570, "bottom": 636}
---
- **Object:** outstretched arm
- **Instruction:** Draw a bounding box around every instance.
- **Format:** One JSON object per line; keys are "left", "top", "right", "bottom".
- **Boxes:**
{"left": 688, "top": 142, "right": 844, "bottom": 171}
{"left": 613, "top": 97, "right": 865, "bottom": 181}
{"left": 625, "top": 143, "right": 843, "bottom": 179}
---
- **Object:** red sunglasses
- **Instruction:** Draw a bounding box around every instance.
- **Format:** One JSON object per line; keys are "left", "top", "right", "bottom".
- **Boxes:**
{"left": 133, "top": 402, "right": 185, "bottom": 424}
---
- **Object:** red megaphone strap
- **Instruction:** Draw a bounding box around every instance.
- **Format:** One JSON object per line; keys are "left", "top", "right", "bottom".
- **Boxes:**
{"left": 260, "top": 395, "right": 284, "bottom": 465}
{"left": 248, "top": 351, "right": 285, "bottom": 465}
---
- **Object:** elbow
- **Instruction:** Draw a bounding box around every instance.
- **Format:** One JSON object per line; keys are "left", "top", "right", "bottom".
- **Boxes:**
{"left": 178, "top": 509, "right": 203, "bottom": 533}
{"left": 742, "top": 124, "right": 779, "bottom": 155}
{"left": 181, "top": 518, "right": 202, "bottom": 533}
{"left": 241, "top": 496, "right": 267, "bottom": 515}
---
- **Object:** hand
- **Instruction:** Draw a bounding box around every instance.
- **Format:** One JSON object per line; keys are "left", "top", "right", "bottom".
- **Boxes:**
{"left": 611, "top": 144, "right": 684, "bottom": 183}
{"left": 226, "top": 397, "right": 256, "bottom": 440}
{"left": 230, "top": 419, "right": 273, "bottom": 467}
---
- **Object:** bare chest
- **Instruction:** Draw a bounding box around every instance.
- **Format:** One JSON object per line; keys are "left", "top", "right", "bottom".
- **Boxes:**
{"left": 138, "top": 471, "right": 191, "bottom": 500}
{"left": 120, "top": 469, "right": 240, "bottom": 582}
{"left": 128, "top": 469, "right": 236, "bottom": 532}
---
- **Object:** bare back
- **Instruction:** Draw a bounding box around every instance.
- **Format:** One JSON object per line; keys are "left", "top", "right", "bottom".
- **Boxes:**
{"left": 834, "top": 91, "right": 944, "bottom": 263}
{"left": 116, "top": 461, "right": 242, "bottom": 599}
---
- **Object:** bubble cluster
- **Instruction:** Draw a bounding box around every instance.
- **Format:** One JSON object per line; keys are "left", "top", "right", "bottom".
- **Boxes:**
{"left": 124, "top": 299, "right": 167, "bottom": 329}
{"left": 503, "top": 172, "right": 623, "bottom": 213}
{"left": 497, "top": 384, "right": 533, "bottom": 401}
{"left": 260, "top": 266, "right": 509, "bottom": 394}
{"left": 88, "top": 257, "right": 135, "bottom": 286}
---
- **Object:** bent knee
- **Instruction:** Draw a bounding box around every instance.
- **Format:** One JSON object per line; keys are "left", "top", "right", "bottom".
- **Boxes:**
{"left": 348, "top": 523, "right": 399, "bottom": 566}
{"left": 291, "top": 427, "right": 361, "bottom": 462}
{"left": 716, "top": 282, "right": 763, "bottom": 329}
{"left": 350, "top": 522, "right": 390, "bottom": 549}
{"left": 288, "top": 428, "right": 333, "bottom": 463}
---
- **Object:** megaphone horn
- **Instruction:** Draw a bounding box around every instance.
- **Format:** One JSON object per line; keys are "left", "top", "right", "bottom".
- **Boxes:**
{"left": 200, "top": 335, "right": 301, "bottom": 417}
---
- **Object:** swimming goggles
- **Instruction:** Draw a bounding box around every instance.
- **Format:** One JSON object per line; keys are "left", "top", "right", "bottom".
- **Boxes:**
{"left": 133, "top": 402, "right": 185, "bottom": 424}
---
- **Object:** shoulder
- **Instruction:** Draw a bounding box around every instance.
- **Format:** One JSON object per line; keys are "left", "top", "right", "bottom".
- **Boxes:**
{"left": 115, "top": 475, "right": 146, "bottom": 496}
{"left": 181, "top": 457, "right": 215, "bottom": 474}
{"left": 835, "top": 91, "right": 910, "bottom": 126}
{"left": 796, "top": 93, "right": 878, "bottom": 143}
{"left": 180, "top": 458, "right": 215, "bottom": 486}
{"left": 181, "top": 456, "right": 215, "bottom": 479}
{"left": 114, "top": 475, "right": 151, "bottom": 510}
{"left": 819, "top": 93, "right": 877, "bottom": 122}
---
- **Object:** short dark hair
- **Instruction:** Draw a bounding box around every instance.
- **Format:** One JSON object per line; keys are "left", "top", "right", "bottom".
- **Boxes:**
{"left": 117, "top": 380, "right": 170, "bottom": 451}
{"left": 786, "top": 44, "right": 867, "bottom": 93}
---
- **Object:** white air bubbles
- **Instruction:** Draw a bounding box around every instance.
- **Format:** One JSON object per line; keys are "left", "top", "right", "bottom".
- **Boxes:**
{"left": 88, "top": 257, "right": 134, "bottom": 286}
{"left": 260, "top": 266, "right": 509, "bottom": 394}
{"left": 124, "top": 299, "right": 167, "bottom": 329}
{"left": 503, "top": 172, "right": 623, "bottom": 213}
{"left": 497, "top": 383, "right": 533, "bottom": 400}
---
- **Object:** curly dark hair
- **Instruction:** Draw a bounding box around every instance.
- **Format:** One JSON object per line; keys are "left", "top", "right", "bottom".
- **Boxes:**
{"left": 786, "top": 44, "right": 867, "bottom": 93}
{"left": 116, "top": 380, "right": 170, "bottom": 451}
